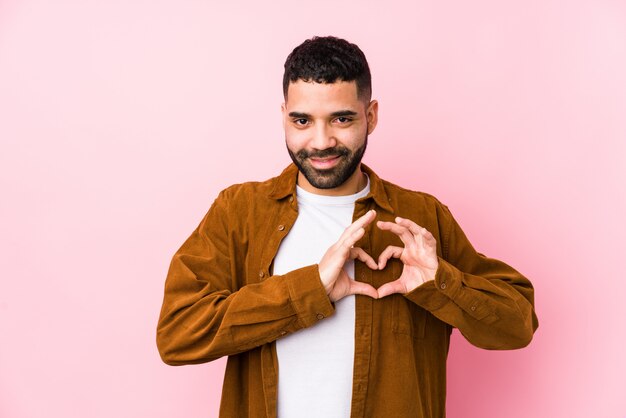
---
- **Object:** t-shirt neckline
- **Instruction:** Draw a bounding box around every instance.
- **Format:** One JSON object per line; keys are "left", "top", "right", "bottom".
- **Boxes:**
{"left": 296, "top": 173, "right": 371, "bottom": 206}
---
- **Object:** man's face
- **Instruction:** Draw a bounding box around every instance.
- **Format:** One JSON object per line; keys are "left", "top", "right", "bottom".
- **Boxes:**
{"left": 282, "top": 80, "right": 378, "bottom": 192}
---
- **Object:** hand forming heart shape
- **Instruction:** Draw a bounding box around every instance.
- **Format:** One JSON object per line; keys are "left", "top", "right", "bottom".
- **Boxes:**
{"left": 318, "top": 210, "right": 439, "bottom": 302}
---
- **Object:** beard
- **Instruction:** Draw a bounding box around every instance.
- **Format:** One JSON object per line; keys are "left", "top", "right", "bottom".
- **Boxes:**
{"left": 287, "top": 135, "right": 368, "bottom": 190}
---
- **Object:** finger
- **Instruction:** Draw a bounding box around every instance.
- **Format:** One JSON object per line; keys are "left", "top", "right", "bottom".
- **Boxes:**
{"left": 396, "top": 217, "right": 436, "bottom": 246}
{"left": 350, "top": 247, "right": 378, "bottom": 270}
{"left": 341, "top": 209, "right": 376, "bottom": 240}
{"left": 423, "top": 232, "right": 436, "bottom": 248}
{"left": 376, "top": 221, "right": 415, "bottom": 247}
{"left": 395, "top": 217, "right": 423, "bottom": 247}
{"left": 396, "top": 217, "right": 429, "bottom": 249}
{"left": 377, "top": 279, "right": 408, "bottom": 298}
{"left": 395, "top": 217, "right": 425, "bottom": 236}
{"left": 348, "top": 210, "right": 376, "bottom": 237}
{"left": 377, "top": 245, "right": 404, "bottom": 269}
{"left": 338, "top": 226, "right": 366, "bottom": 253}
{"left": 348, "top": 280, "right": 379, "bottom": 299}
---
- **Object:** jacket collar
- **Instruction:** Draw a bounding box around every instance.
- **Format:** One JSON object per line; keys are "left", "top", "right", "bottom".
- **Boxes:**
{"left": 268, "top": 163, "right": 394, "bottom": 213}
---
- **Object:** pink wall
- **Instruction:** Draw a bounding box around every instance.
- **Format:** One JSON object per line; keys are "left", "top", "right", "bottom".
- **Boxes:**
{"left": 1, "top": 1, "right": 625, "bottom": 417}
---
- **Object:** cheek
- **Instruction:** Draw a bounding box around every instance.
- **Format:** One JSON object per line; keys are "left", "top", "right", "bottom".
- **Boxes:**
{"left": 284, "top": 128, "right": 308, "bottom": 150}
{"left": 335, "top": 125, "right": 366, "bottom": 145}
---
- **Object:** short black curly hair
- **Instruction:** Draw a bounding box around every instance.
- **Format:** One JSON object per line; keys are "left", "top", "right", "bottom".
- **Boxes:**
{"left": 283, "top": 36, "right": 372, "bottom": 103}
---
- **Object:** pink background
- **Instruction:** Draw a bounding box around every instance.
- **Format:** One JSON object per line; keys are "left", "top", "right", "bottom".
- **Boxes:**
{"left": 1, "top": 0, "right": 625, "bottom": 417}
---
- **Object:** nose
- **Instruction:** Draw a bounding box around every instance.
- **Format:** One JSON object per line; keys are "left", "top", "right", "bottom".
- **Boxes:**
{"left": 310, "top": 122, "right": 337, "bottom": 150}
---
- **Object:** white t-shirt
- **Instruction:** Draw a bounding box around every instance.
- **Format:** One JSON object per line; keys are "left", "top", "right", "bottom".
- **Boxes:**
{"left": 273, "top": 177, "right": 371, "bottom": 418}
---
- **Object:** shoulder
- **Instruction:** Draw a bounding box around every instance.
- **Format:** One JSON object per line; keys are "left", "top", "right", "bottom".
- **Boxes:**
{"left": 216, "top": 179, "right": 271, "bottom": 201}
{"left": 198, "top": 173, "right": 284, "bottom": 233}
{"left": 380, "top": 177, "right": 449, "bottom": 213}
{"left": 210, "top": 171, "right": 286, "bottom": 211}
{"left": 215, "top": 164, "right": 291, "bottom": 199}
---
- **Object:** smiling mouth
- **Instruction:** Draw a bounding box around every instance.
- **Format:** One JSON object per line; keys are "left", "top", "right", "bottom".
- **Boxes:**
{"left": 309, "top": 155, "right": 341, "bottom": 169}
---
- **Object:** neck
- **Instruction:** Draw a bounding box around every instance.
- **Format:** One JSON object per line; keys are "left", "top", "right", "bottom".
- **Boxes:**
{"left": 297, "top": 165, "right": 366, "bottom": 196}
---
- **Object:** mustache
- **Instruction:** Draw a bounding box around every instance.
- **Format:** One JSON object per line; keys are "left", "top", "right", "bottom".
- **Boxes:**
{"left": 296, "top": 146, "right": 350, "bottom": 159}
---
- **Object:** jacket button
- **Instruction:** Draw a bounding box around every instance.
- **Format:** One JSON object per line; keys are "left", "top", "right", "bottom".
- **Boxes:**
{"left": 470, "top": 305, "right": 476, "bottom": 311}
{"left": 259, "top": 271, "right": 265, "bottom": 278}
{"left": 440, "top": 282, "right": 447, "bottom": 290}
{"left": 278, "top": 225, "right": 285, "bottom": 231}
{"left": 316, "top": 313, "right": 324, "bottom": 320}
{"left": 289, "top": 196, "right": 294, "bottom": 202}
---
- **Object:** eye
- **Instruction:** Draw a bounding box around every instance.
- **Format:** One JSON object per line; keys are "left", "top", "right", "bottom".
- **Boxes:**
{"left": 293, "top": 118, "right": 309, "bottom": 126}
{"left": 335, "top": 116, "right": 352, "bottom": 124}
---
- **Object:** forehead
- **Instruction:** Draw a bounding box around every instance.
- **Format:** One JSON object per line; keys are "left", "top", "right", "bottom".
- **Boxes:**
{"left": 285, "top": 80, "right": 362, "bottom": 114}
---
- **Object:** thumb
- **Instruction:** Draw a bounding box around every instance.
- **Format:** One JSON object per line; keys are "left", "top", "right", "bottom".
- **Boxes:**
{"left": 377, "top": 279, "right": 407, "bottom": 298}
{"left": 348, "top": 280, "right": 379, "bottom": 299}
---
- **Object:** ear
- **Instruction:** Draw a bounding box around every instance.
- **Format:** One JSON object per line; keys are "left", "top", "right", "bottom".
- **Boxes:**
{"left": 281, "top": 102, "right": 287, "bottom": 129}
{"left": 366, "top": 99, "right": 379, "bottom": 135}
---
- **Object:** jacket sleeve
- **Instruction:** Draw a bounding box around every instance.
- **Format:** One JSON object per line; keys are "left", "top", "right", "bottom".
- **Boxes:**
{"left": 404, "top": 202, "right": 539, "bottom": 349}
{"left": 156, "top": 190, "right": 335, "bottom": 366}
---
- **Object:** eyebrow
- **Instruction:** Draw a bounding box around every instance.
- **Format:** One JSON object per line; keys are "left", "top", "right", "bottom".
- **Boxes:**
{"left": 288, "top": 110, "right": 358, "bottom": 118}
{"left": 288, "top": 112, "right": 310, "bottom": 118}
{"left": 330, "top": 110, "right": 358, "bottom": 117}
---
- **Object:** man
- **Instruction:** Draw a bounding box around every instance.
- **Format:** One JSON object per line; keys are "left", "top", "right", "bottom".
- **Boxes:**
{"left": 156, "top": 36, "right": 538, "bottom": 418}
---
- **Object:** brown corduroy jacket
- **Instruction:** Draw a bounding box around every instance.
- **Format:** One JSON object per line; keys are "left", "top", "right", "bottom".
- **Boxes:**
{"left": 156, "top": 163, "right": 539, "bottom": 418}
